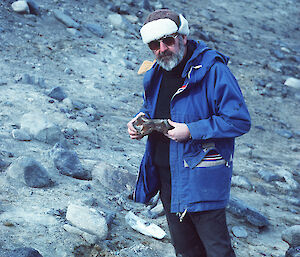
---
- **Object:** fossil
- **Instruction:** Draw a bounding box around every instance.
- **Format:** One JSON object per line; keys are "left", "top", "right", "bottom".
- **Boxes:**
{"left": 133, "top": 115, "right": 174, "bottom": 135}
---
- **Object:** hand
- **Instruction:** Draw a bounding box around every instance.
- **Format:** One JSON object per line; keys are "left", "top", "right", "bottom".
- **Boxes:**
{"left": 127, "top": 112, "right": 145, "bottom": 140}
{"left": 165, "top": 119, "right": 191, "bottom": 142}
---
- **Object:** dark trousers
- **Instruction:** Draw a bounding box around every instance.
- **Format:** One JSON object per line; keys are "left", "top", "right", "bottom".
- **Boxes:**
{"left": 157, "top": 166, "right": 236, "bottom": 257}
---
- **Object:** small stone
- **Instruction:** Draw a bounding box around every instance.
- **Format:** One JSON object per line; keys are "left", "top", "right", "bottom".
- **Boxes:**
{"left": 86, "top": 23, "right": 105, "bottom": 38}
{"left": 232, "top": 226, "right": 248, "bottom": 238}
{"left": 270, "top": 49, "right": 285, "bottom": 60}
{"left": 285, "top": 246, "right": 300, "bottom": 257}
{"left": 27, "top": 0, "right": 40, "bottom": 16}
{"left": 11, "top": 1, "right": 30, "bottom": 14}
{"left": 258, "top": 169, "right": 285, "bottom": 182}
{"left": 12, "top": 129, "right": 31, "bottom": 141}
{"left": 285, "top": 78, "right": 300, "bottom": 90}
{"left": 8, "top": 247, "right": 43, "bottom": 257}
{"left": 282, "top": 225, "right": 300, "bottom": 247}
{"left": 231, "top": 175, "right": 253, "bottom": 191}
{"left": 22, "top": 73, "right": 35, "bottom": 84}
{"left": 53, "top": 10, "right": 80, "bottom": 29}
{"left": 48, "top": 86, "right": 67, "bottom": 102}
{"left": 276, "top": 129, "right": 293, "bottom": 139}
{"left": 125, "top": 211, "right": 166, "bottom": 239}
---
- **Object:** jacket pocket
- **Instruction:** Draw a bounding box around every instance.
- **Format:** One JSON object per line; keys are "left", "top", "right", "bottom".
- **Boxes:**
{"left": 184, "top": 142, "right": 224, "bottom": 169}
{"left": 185, "top": 164, "right": 232, "bottom": 202}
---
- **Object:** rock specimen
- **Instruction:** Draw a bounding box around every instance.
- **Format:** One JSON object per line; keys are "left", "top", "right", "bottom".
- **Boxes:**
{"left": 133, "top": 115, "right": 174, "bottom": 135}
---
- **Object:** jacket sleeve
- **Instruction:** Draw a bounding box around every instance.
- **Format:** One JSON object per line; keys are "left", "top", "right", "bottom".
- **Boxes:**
{"left": 187, "top": 62, "right": 251, "bottom": 140}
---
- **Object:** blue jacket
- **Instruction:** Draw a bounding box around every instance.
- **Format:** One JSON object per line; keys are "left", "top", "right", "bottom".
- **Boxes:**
{"left": 134, "top": 40, "right": 251, "bottom": 213}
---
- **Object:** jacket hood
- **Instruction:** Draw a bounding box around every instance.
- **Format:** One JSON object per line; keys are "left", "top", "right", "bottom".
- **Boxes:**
{"left": 182, "top": 40, "right": 229, "bottom": 79}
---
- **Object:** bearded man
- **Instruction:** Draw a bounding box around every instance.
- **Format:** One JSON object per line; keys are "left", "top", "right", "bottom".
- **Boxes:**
{"left": 127, "top": 9, "right": 251, "bottom": 257}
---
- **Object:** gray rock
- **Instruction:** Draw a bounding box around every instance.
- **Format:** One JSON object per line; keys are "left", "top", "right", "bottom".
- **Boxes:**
{"left": 0, "top": 158, "right": 10, "bottom": 172}
{"left": 92, "top": 162, "right": 135, "bottom": 192}
{"left": 231, "top": 226, "right": 248, "bottom": 238}
{"left": 258, "top": 169, "right": 285, "bottom": 182}
{"left": 12, "top": 129, "right": 31, "bottom": 141}
{"left": 63, "top": 224, "right": 98, "bottom": 244}
{"left": 8, "top": 247, "right": 43, "bottom": 257}
{"left": 231, "top": 175, "right": 253, "bottom": 191}
{"left": 27, "top": 0, "right": 40, "bottom": 16}
{"left": 52, "top": 145, "right": 91, "bottom": 180}
{"left": 285, "top": 246, "right": 300, "bottom": 257}
{"left": 108, "top": 14, "right": 137, "bottom": 35}
{"left": 282, "top": 225, "right": 300, "bottom": 247}
{"left": 6, "top": 157, "right": 53, "bottom": 188}
{"left": 270, "top": 49, "right": 285, "bottom": 60}
{"left": 227, "top": 196, "right": 270, "bottom": 228}
{"left": 22, "top": 74, "right": 35, "bottom": 85}
{"left": 0, "top": 79, "right": 7, "bottom": 86}
{"left": 267, "top": 62, "right": 282, "bottom": 73}
{"left": 48, "top": 86, "right": 67, "bottom": 102}
{"left": 276, "top": 129, "right": 293, "bottom": 139}
{"left": 53, "top": 10, "right": 80, "bottom": 29}
{"left": 11, "top": 1, "right": 30, "bottom": 14}
{"left": 86, "top": 23, "right": 105, "bottom": 38}
{"left": 66, "top": 203, "right": 108, "bottom": 240}
{"left": 285, "top": 78, "right": 300, "bottom": 90}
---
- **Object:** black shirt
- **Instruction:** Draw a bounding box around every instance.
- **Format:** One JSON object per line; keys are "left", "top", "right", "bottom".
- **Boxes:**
{"left": 152, "top": 44, "right": 193, "bottom": 167}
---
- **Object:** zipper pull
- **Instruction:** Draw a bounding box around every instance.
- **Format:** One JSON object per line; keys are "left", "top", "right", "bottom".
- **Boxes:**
{"left": 178, "top": 208, "right": 188, "bottom": 222}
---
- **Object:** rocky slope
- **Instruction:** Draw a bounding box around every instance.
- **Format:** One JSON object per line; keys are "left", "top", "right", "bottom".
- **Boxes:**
{"left": 0, "top": 0, "right": 299, "bottom": 256}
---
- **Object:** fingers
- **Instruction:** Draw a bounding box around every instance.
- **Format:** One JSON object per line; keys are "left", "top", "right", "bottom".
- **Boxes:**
{"left": 127, "top": 112, "right": 145, "bottom": 140}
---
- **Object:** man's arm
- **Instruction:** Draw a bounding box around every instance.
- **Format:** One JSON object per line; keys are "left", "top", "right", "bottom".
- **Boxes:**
{"left": 187, "top": 62, "right": 251, "bottom": 140}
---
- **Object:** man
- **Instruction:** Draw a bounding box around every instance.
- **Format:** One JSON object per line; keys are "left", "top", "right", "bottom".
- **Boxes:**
{"left": 127, "top": 9, "right": 251, "bottom": 257}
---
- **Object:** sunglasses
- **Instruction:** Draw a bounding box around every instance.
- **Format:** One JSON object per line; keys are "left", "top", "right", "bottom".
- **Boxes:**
{"left": 148, "top": 34, "right": 178, "bottom": 51}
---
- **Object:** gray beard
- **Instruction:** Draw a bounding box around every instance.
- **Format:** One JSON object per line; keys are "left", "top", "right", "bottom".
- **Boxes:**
{"left": 156, "top": 38, "right": 186, "bottom": 71}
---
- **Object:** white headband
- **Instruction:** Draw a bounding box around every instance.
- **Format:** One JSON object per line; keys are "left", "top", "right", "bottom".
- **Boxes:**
{"left": 140, "top": 14, "right": 189, "bottom": 44}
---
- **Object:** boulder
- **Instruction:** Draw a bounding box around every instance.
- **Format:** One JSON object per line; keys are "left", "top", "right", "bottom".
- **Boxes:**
{"left": 92, "top": 162, "right": 136, "bottom": 192}
{"left": 51, "top": 144, "right": 91, "bottom": 180}
{"left": 227, "top": 196, "right": 270, "bottom": 228}
{"left": 6, "top": 157, "right": 53, "bottom": 188}
{"left": 66, "top": 203, "right": 108, "bottom": 240}
{"left": 20, "top": 112, "right": 62, "bottom": 145}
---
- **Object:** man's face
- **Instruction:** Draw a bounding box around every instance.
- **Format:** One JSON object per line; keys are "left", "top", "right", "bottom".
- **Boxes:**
{"left": 149, "top": 34, "right": 187, "bottom": 71}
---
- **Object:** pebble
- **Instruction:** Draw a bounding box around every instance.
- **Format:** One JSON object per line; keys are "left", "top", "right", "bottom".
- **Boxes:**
{"left": 285, "top": 77, "right": 300, "bottom": 90}
{"left": 48, "top": 86, "right": 67, "bottom": 102}
{"left": 53, "top": 10, "right": 80, "bottom": 29}
{"left": 258, "top": 169, "right": 285, "bottom": 182}
{"left": 232, "top": 226, "right": 248, "bottom": 238}
{"left": 26, "top": 0, "right": 40, "bottom": 16}
{"left": 86, "top": 23, "right": 105, "bottom": 38}
{"left": 11, "top": 1, "right": 30, "bottom": 14}
{"left": 282, "top": 225, "right": 300, "bottom": 247}
{"left": 275, "top": 129, "right": 293, "bottom": 139}
{"left": 12, "top": 128, "right": 31, "bottom": 141}
{"left": 231, "top": 175, "right": 253, "bottom": 191}
{"left": 270, "top": 49, "right": 285, "bottom": 60}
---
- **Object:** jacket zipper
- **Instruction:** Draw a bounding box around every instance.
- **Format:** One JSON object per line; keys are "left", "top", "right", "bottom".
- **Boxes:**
{"left": 177, "top": 208, "right": 188, "bottom": 222}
